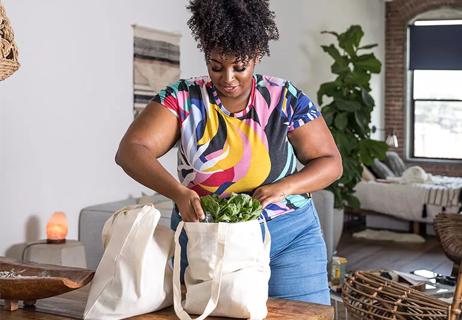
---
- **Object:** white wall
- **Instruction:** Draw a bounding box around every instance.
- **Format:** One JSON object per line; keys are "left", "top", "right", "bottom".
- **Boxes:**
{"left": 0, "top": 0, "right": 384, "bottom": 256}
{"left": 258, "top": 0, "right": 386, "bottom": 139}
{"left": 0, "top": 0, "right": 206, "bottom": 256}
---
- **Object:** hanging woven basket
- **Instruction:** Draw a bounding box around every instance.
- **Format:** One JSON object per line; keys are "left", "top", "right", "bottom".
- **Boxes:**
{"left": 0, "top": 1, "right": 20, "bottom": 81}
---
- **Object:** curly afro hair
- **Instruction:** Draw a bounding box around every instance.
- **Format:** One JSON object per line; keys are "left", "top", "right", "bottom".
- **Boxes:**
{"left": 187, "top": 0, "right": 279, "bottom": 62}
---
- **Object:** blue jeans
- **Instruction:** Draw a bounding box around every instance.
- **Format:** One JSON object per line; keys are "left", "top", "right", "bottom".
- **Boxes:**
{"left": 170, "top": 199, "right": 330, "bottom": 305}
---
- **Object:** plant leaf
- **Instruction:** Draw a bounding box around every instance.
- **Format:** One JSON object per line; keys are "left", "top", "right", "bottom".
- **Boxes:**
{"left": 344, "top": 70, "right": 370, "bottom": 87}
{"left": 354, "top": 110, "right": 370, "bottom": 131}
{"left": 334, "top": 112, "right": 348, "bottom": 130}
{"left": 358, "top": 139, "right": 388, "bottom": 166}
{"left": 345, "top": 194, "right": 361, "bottom": 208}
{"left": 358, "top": 43, "right": 378, "bottom": 50}
{"left": 317, "top": 81, "right": 339, "bottom": 105}
{"left": 335, "top": 99, "right": 362, "bottom": 112}
{"left": 321, "top": 44, "right": 342, "bottom": 61}
{"left": 338, "top": 25, "right": 364, "bottom": 57}
{"left": 354, "top": 53, "right": 382, "bottom": 73}
{"left": 321, "top": 30, "right": 340, "bottom": 39}
{"left": 361, "top": 88, "right": 375, "bottom": 108}
{"left": 200, "top": 193, "right": 262, "bottom": 223}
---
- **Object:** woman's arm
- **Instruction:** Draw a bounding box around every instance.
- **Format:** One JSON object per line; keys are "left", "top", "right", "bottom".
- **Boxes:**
{"left": 115, "top": 101, "right": 205, "bottom": 222}
{"left": 253, "top": 117, "right": 342, "bottom": 208}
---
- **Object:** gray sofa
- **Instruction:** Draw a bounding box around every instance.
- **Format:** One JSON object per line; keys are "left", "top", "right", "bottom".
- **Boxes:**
{"left": 79, "top": 190, "right": 338, "bottom": 270}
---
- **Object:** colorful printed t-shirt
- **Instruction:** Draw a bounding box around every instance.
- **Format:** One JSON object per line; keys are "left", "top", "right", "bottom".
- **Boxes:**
{"left": 153, "top": 74, "right": 321, "bottom": 220}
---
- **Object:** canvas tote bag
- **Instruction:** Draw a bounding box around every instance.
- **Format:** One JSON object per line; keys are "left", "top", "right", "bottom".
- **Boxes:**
{"left": 173, "top": 219, "right": 271, "bottom": 320}
{"left": 84, "top": 204, "right": 174, "bottom": 319}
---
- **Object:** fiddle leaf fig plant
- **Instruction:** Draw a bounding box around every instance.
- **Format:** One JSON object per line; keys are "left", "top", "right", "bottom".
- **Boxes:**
{"left": 317, "top": 25, "right": 388, "bottom": 209}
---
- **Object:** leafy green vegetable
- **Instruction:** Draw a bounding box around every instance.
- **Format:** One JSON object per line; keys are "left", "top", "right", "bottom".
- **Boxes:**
{"left": 200, "top": 193, "right": 262, "bottom": 223}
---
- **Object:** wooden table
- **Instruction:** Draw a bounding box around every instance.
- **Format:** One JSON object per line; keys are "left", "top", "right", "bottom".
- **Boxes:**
{"left": 0, "top": 285, "right": 333, "bottom": 320}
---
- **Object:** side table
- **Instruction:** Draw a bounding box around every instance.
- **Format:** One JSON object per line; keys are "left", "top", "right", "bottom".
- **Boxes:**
{"left": 22, "top": 240, "right": 87, "bottom": 268}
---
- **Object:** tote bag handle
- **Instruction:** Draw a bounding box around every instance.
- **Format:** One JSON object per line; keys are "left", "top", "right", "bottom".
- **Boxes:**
{"left": 261, "top": 219, "right": 271, "bottom": 257}
{"left": 173, "top": 221, "right": 227, "bottom": 320}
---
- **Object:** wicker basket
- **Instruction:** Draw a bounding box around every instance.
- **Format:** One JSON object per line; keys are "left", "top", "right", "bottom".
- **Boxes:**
{"left": 0, "top": 1, "right": 20, "bottom": 81}
{"left": 434, "top": 213, "right": 462, "bottom": 265}
{"left": 343, "top": 271, "right": 451, "bottom": 320}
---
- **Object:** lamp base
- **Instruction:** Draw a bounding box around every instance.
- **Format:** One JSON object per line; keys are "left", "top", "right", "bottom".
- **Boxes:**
{"left": 46, "top": 239, "right": 66, "bottom": 244}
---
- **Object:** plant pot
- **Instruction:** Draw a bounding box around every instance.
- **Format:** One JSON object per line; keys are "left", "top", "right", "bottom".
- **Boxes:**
{"left": 333, "top": 208, "right": 344, "bottom": 254}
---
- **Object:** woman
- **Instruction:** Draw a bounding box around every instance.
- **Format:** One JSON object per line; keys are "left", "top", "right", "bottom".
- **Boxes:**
{"left": 116, "top": 0, "right": 342, "bottom": 305}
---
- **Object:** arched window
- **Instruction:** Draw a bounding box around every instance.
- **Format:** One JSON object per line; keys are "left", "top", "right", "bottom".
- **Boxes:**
{"left": 407, "top": 16, "right": 462, "bottom": 161}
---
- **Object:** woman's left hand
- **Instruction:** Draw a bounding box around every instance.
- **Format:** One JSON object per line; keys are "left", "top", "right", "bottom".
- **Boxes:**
{"left": 253, "top": 183, "right": 290, "bottom": 209}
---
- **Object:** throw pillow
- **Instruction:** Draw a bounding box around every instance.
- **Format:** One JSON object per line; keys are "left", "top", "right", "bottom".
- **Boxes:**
{"left": 384, "top": 151, "right": 406, "bottom": 176}
{"left": 362, "top": 165, "right": 376, "bottom": 181}
{"left": 370, "top": 159, "right": 396, "bottom": 179}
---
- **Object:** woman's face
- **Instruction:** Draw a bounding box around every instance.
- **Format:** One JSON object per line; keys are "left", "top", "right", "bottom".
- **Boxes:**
{"left": 206, "top": 51, "right": 257, "bottom": 100}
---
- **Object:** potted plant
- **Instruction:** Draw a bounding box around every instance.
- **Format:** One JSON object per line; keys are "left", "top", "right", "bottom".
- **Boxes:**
{"left": 317, "top": 25, "right": 388, "bottom": 245}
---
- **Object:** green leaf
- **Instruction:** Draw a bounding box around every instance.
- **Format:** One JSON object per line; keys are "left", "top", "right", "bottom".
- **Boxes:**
{"left": 321, "top": 103, "right": 336, "bottom": 126}
{"left": 200, "top": 195, "right": 220, "bottom": 216}
{"left": 345, "top": 194, "right": 361, "bottom": 208}
{"left": 323, "top": 110, "right": 335, "bottom": 126}
{"left": 334, "top": 112, "right": 348, "bottom": 130}
{"left": 358, "top": 139, "right": 388, "bottom": 166}
{"left": 358, "top": 43, "right": 378, "bottom": 50}
{"left": 338, "top": 25, "right": 364, "bottom": 57}
{"left": 333, "top": 130, "right": 356, "bottom": 154}
{"left": 331, "top": 59, "right": 350, "bottom": 75}
{"left": 354, "top": 54, "right": 381, "bottom": 73}
{"left": 321, "top": 30, "right": 340, "bottom": 39}
{"left": 200, "top": 193, "right": 262, "bottom": 223}
{"left": 354, "top": 111, "right": 369, "bottom": 131}
{"left": 361, "top": 88, "right": 375, "bottom": 108}
{"left": 335, "top": 99, "right": 362, "bottom": 112}
{"left": 344, "top": 70, "right": 370, "bottom": 87}
{"left": 321, "top": 44, "right": 342, "bottom": 62}
{"left": 321, "top": 44, "right": 350, "bottom": 75}
{"left": 317, "top": 82, "right": 339, "bottom": 105}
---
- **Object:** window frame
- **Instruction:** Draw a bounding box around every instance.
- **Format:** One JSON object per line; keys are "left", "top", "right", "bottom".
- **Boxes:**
{"left": 405, "top": 23, "right": 462, "bottom": 163}
{"left": 409, "top": 74, "right": 462, "bottom": 161}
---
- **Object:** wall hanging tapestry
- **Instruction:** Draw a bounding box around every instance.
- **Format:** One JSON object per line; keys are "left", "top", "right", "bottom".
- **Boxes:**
{"left": 133, "top": 25, "right": 180, "bottom": 117}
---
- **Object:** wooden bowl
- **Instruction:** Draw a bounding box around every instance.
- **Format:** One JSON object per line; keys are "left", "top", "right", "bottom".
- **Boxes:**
{"left": 0, "top": 257, "right": 94, "bottom": 311}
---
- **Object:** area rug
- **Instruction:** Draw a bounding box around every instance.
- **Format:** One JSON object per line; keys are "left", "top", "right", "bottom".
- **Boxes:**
{"left": 353, "top": 229, "right": 426, "bottom": 243}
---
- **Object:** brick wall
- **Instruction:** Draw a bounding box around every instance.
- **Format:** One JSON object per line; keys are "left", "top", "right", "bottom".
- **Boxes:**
{"left": 385, "top": 0, "right": 462, "bottom": 176}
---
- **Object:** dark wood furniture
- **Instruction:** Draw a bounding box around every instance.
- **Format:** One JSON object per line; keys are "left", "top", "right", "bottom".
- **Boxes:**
{"left": 0, "top": 257, "right": 94, "bottom": 311}
{"left": 0, "top": 285, "right": 334, "bottom": 320}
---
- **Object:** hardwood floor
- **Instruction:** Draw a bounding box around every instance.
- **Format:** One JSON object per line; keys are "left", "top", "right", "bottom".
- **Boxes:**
{"left": 336, "top": 225, "right": 454, "bottom": 276}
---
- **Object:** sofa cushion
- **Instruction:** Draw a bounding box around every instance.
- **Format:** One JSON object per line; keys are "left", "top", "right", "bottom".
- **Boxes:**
{"left": 370, "top": 159, "right": 396, "bottom": 179}
{"left": 384, "top": 151, "right": 406, "bottom": 176}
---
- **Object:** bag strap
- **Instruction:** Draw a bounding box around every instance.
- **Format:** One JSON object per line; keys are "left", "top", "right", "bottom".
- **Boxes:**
{"left": 173, "top": 221, "right": 227, "bottom": 320}
{"left": 84, "top": 205, "right": 159, "bottom": 318}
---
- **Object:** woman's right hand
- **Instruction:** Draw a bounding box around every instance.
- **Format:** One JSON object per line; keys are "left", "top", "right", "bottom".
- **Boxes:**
{"left": 172, "top": 186, "right": 205, "bottom": 222}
